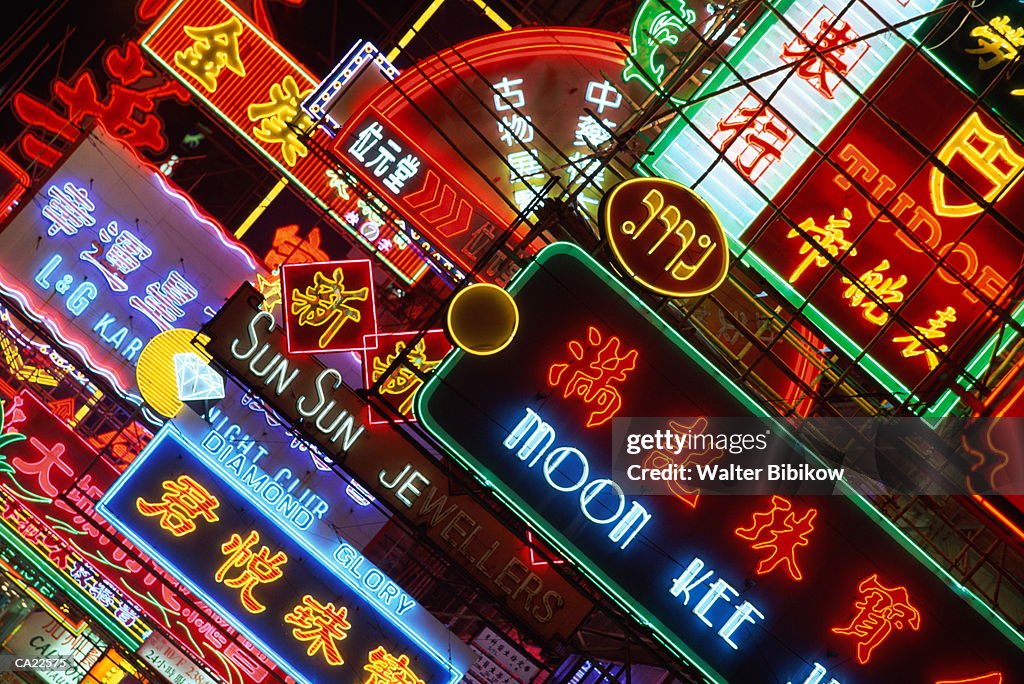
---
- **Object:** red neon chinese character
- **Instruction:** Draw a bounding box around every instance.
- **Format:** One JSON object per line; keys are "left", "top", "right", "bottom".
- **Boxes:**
{"left": 548, "top": 326, "right": 638, "bottom": 428}
{"left": 364, "top": 646, "right": 425, "bottom": 684}
{"left": 735, "top": 496, "right": 817, "bottom": 581}
{"left": 780, "top": 8, "right": 868, "bottom": 99}
{"left": 264, "top": 225, "right": 330, "bottom": 271}
{"left": 712, "top": 94, "right": 794, "bottom": 183}
{"left": 12, "top": 42, "right": 188, "bottom": 167}
{"left": 10, "top": 438, "right": 73, "bottom": 499}
{"left": 284, "top": 595, "right": 351, "bottom": 666}
{"left": 832, "top": 574, "right": 921, "bottom": 664}
{"left": 136, "top": 475, "right": 220, "bottom": 536}
{"left": 215, "top": 530, "right": 287, "bottom": 614}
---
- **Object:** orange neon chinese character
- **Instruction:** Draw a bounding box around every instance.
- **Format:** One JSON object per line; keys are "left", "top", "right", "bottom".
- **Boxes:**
{"left": 215, "top": 530, "right": 286, "bottom": 614}
{"left": 841, "top": 259, "right": 907, "bottom": 326}
{"left": 289, "top": 267, "right": 370, "bottom": 349}
{"left": 930, "top": 112, "right": 1024, "bottom": 218}
{"left": 363, "top": 646, "right": 425, "bottom": 684}
{"left": 892, "top": 306, "right": 957, "bottom": 370}
{"left": 548, "top": 326, "right": 638, "bottom": 428}
{"left": 712, "top": 95, "right": 794, "bottom": 183}
{"left": 787, "top": 208, "right": 857, "bottom": 284}
{"left": 264, "top": 225, "right": 330, "bottom": 271}
{"left": 936, "top": 673, "right": 1003, "bottom": 684}
{"left": 247, "top": 75, "right": 314, "bottom": 166}
{"left": 373, "top": 338, "right": 442, "bottom": 415}
{"left": 966, "top": 17, "right": 1024, "bottom": 70}
{"left": 780, "top": 12, "right": 867, "bottom": 99}
{"left": 174, "top": 17, "right": 247, "bottom": 92}
{"left": 735, "top": 496, "right": 817, "bottom": 581}
{"left": 136, "top": 475, "right": 220, "bottom": 536}
{"left": 832, "top": 574, "right": 921, "bottom": 664}
{"left": 284, "top": 594, "right": 351, "bottom": 666}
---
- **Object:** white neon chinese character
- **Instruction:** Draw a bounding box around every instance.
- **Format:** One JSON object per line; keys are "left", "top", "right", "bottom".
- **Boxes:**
{"left": 574, "top": 114, "right": 616, "bottom": 148}
{"left": 366, "top": 139, "right": 400, "bottom": 178}
{"left": 349, "top": 122, "right": 383, "bottom": 162}
{"left": 42, "top": 182, "right": 96, "bottom": 237}
{"left": 586, "top": 80, "right": 623, "bottom": 113}
{"left": 492, "top": 76, "right": 525, "bottom": 111}
{"left": 499, "top": 114, "right": 535, "bottom": 146}
{"left": 383, "top": 154, "right": 421, "bottom": 194}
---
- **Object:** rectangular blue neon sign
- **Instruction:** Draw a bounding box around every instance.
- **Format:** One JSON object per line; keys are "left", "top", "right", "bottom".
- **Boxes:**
{"left": 97, "top": 425, "right": 471, "bottom": 684}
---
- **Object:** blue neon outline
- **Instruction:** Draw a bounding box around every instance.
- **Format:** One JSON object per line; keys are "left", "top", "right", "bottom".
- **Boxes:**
{"left": 96, "top": 425, "right": 465, "bottom": 684}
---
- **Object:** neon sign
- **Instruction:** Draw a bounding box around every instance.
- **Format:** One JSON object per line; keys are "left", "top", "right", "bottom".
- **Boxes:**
{"left": 140, "top": 0, "right": 429, "bottom": 283}
{"left": 0, "top": 128, "right": 257, "bottom": 405}
{"left": 97, "top": 426, "right": 471, "bottom": 684}
{"left": 601, "top": 178, "right": 729, "bottom": 298}
{"left": 643, "top": 0, "right": 1024, "bottom": 413}
{"left": 417, "top": 242, "right": 1024, "bottom": 682}
{"left": 921, "top": 1, "right": 1024, "bottom": 142}
{"left": 281, "top": 259, "right": 378, "bottom": 354}
{"left": 201, "top": 284, "right": 595, "bottom": 640}
{"left": 362, "top": 329, "right": 451, "bottom": 424}
{"left": 333, "top": 28, "right": 646, "bottom": 280}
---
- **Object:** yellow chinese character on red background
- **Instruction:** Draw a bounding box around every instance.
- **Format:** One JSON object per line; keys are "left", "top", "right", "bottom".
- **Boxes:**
{"left": 841, "top": 259, "right": 907, "bottom": 326}
{"left": 215, "top": 530, "right": 286, "bottom": 614}
{"left": 247, "top": 75, "right": 314, "bottom": 166}
{"left": 174, "top": 17, "right": 246, "bottom": 92}
{"left": 787, "top": 208, "right": 857, "bottom": 284}
{"left": 290, "top": 267, "right": 369, "bottom": 349}
{"left": 966, "top": 16, "right": 1024, "bottom": 70}
{"left": 373, "top": 338, "right": 442, "bottom": 415}
{"left": 284, "top": 595, "right": 351, "bottom": 666}
{"left": 136, "top": 475, "right": 220, "bottom": 536}
{"left": 892, "top": 306, "right": 957, "bottom": 370}
{"left": 930, "top": 112, "right": 1024, "bottom": 217}
{"left": 364, "top": 646, "right": 425, "bottom": 684}
{"left": 832, "top": 574, "right": 921, "bottom": 664}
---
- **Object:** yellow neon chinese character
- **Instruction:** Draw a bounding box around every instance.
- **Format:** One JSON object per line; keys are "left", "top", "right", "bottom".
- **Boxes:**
{"left": 289, "top": 267, "right": 369, "bottom": 349}
{"left": 247, "top": 75, "right": 314, "bottom": 167}
{"left": 841, "top": 259, "right": 907, "bottom": 326}
{"left": 364, "top": 646, "right": 425, "bottom": 684}
{"left": 930, "top": 112, "right": 1024, "bottom": 217}
{"left": 372, "top": 338, "right": 442, "bottom": 415}
{"left": 136, "top": 475, "right": 220, "bottom": 536}
{"left": 214, "top": 530, "right": 286, "bottom": 614}
{"left": 284, "top": 595, "right": 351, "bottom": 666}
{"left": 787, "top": 208, "right": 857, "bottom": 284}
{"left": 173, "top": 17, "right": 246, "bottom": 92}
{"left": 255, "top": 272, "right": 281, "bottom": 313}
{"left": 966, "top": 16, "right": 1024, "bottom": 70}
{"left": 892, "top": 306, "right": 957, "bottom": 370}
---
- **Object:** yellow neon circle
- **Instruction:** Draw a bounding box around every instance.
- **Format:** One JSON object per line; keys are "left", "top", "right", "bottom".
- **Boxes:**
{"left": 136, "top": 328, "right": 212, "bottom": 418}
{"left": 446, "top": 283, "right": 520, "bottom": 356}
